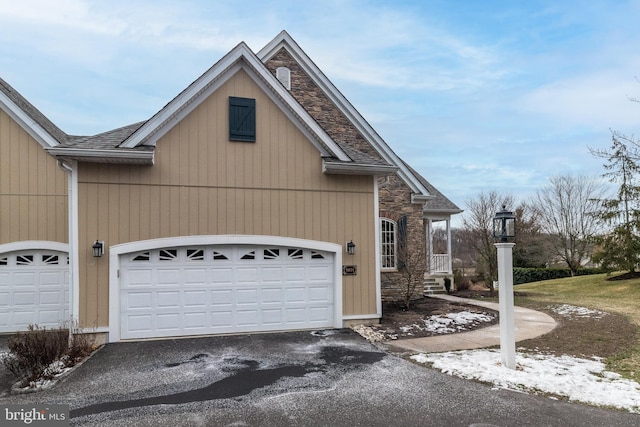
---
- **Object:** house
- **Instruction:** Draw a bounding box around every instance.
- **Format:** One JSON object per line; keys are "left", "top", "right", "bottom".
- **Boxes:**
{"left": 0, "top": 31, "right": 460, "bottom": 342}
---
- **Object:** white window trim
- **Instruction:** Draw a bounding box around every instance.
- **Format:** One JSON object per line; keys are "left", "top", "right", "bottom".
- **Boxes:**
{"left": 380, "top": 218, "right": 397, "bottom": 271}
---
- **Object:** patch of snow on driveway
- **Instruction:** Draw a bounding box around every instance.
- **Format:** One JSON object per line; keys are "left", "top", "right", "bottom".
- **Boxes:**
{"left": 411, "top": 349, "right": 640, "bottom": 413}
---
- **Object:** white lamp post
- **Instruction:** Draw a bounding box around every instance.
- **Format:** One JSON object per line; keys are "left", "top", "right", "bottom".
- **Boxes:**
{"left": 493, "top": 206, "right": 516, "bottom": 369}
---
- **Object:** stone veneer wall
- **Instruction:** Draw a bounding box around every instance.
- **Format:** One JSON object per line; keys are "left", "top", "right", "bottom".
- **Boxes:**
{"left": 264, "top": 48, "right": 426, "bottom": 302}
{"left": 264, "top": 49, "right": 383, "bottom": 161}
{"left": 378, "top": 174, "right": 427, "bottom": 302}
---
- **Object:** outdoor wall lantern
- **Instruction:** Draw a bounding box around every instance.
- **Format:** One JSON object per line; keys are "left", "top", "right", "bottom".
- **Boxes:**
{"left": 346, "top": 240, "right": 356, "bottom": 255}
{"left": 92, "top": 240, "right": 104, "bottom": 257}
{"left": 493, "top": 205, "right": 516, "bottom": 242}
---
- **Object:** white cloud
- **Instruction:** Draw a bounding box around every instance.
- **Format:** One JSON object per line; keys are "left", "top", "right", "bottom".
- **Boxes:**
{"left": 519, "top": 71, "right": 640, "bottom": 132}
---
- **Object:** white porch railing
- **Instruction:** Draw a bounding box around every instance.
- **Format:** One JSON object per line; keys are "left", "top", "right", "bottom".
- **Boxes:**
{"left": 429, "top": 254, "right": 450, "bottom": 274}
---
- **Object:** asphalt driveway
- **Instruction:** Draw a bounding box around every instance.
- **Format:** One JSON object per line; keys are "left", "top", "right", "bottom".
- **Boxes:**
{"left": 1, "top": 329, "right": 638, "bottom": 426}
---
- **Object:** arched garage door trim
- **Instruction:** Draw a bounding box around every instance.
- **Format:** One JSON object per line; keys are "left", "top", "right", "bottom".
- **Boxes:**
{"left": 0, "top": 241, "right": 69, "bottom": 254}
{"left": 108, "top": 235, "right": 343, "bottom": 342}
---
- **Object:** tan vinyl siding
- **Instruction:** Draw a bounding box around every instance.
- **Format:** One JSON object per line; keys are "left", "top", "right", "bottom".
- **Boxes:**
{"left": 0, "top": 109, "right": 68, "bottom": 245}
{"left": 77, "top": 69, "right": 376, "bottom": 327}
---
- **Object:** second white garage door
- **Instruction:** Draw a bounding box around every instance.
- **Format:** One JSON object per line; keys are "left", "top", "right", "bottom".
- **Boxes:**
{"left": 0, "top": 250, "right": 69, "bottom": 333}
{"left": 119, "top": 245, "right": 335, "bottom": 340}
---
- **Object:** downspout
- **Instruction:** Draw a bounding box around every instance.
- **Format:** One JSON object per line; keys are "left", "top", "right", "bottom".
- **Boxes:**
{"left": 373, "top": 177, "right": 382, "bottom": 318}
{"left": 57, "top": 159, "right": 79, "bottom": 340}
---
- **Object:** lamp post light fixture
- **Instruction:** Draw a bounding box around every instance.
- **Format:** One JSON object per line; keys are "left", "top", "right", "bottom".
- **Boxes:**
{"left": 92, "top": 240, "right": 104, "bottom": 258}
{"left": 493, "top": 206, "right": 516, "bottom": 369}
{"left": 493, "top": 205, "right": 516, "bottom": 242}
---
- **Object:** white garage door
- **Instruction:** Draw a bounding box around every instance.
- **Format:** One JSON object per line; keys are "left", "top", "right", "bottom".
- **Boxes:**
{"left": 0, "top": 250, "right": 70, "bottom": 333}
{"left": 119, "top": 245, "right": 334, "bottom": 340}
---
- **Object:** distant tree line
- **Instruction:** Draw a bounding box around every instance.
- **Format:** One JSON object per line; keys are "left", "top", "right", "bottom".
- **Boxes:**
{"left": 455, "top": 134, "right": 640, "bottom": 283}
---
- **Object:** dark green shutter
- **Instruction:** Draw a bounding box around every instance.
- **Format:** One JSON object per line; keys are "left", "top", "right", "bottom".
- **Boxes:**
{"left": 397, "top": 215, "right": 408, "bottom": 269}
{"left": 229, "top": 97, "right": 256, "bottom": 142}
{"left": 398, "top": 215, "right": 408, "bottom": 249}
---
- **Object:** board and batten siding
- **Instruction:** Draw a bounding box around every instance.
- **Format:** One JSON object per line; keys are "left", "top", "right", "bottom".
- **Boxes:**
{"left": 77, "top": 69, "right": 376, "bottom": 329}
{"left": 0, "top": 109, "right": 68, "bottom": 245}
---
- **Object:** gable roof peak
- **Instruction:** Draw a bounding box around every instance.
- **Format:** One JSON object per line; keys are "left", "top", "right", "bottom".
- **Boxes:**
{"left": 258, "top": 31, "right": 434, "bottom": 199}
{"left": 0, "top": 76, "right": 68, "bottom": 148}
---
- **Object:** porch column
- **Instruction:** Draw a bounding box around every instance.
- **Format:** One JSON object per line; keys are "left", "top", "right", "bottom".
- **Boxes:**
{"left": 446, "top": 218, "right": 452, "bottom": 273}
{"left": 426, "top": 218, "right": 433, "bottom": 273}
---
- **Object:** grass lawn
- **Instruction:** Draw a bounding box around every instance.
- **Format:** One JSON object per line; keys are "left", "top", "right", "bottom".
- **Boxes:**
{"left": 514, "top": 273, "right": 640, "bottom": 383}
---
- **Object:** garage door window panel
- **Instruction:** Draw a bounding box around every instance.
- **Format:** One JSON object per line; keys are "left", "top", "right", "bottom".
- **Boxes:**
{"left": 159, "top": 249, "right": 178, "bottom": 261}
{"left": 186, "top": 249, "right": 204, "bottom": 261}
{"left": 16, "top": 255, "right": 34, "bottom": 266}
{"left": 288, "top": 249, "right": 303, "bottom": 260}
{"left": 264, "top": 249, "right": 280, "bottom": 259}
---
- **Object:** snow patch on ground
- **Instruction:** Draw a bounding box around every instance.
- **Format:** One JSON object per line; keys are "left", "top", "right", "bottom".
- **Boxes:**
{"left": 411, "top": 349, "right": 640, "bottom": 413}
{"left": 9, "top": 359, "right": 74, "bottom": 394}
{"left": 421, "top": 311, "right": 495, "bottom": 334}
{"left": 351, "top": 324, "right": 387, "bottom": 343}
{"left": 352, "top": 311, "right": 496, "bottom": 341}
{"left": 550, "top": 304, "right": 608, "bottom": 319}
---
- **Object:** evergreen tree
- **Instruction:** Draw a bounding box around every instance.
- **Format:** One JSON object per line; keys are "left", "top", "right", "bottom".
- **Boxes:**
{"left": 590, "top": 132, "right": 640, "bottom": 273}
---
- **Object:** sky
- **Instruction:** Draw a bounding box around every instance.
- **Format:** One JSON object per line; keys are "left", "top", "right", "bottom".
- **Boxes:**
{"left": 1, "top": 0, "right": 640, "bottom": 222}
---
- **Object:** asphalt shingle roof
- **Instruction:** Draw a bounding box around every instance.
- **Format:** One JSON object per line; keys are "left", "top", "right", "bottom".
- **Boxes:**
{"left": 0, "top": 77, "right": 68, "bottom": 145}
{"left": 65, "top": 122, "right": 146, "bottom": 149}
{"left": 403, "top": 160, "right": 462, "bottom": 213}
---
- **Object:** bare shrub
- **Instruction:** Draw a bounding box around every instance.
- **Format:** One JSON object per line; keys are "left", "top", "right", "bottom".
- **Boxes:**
{"left": 1, "top": 322, "right": 98, "bottom": 387}
{"left": 397, "top": 243, "right": 427, "bottom": 310}
{"left": 1, "top": 325, "right": 68, "bottom": 386}
{"left": 454, "top": 270, "right": 471, "bottom": 291}
{"left": 66, "top": 331, "right": 95, "bottom": 366}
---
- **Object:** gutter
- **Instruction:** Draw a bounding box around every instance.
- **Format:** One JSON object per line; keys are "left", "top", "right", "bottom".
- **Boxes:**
{"left": 47, "top": 147, "right": 154, "bottom": 165}
{"left": 322, "top": 160, "right": 398, "bottom": 176}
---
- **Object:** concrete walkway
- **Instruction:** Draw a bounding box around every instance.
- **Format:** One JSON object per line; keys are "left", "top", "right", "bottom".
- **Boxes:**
{"left": 388, "top": 294, "right": 557, "bottom": 353}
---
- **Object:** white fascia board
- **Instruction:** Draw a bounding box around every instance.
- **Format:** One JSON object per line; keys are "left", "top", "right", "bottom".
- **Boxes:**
{"left": 119, "top": 43, "right": 350, "bottom": 162}
{"left": 118, "top": 45, "right": 251, "bottom": 148}
{"left": 46, "top": 147, "right": 154, "bottom": 164}
{"left": 322, "top": 160, "right": 397, "bottom": 175}
{"left": 0, "top": 91, "right": 60, "bottom": 148}
{"left": 423, "top": 209, "right": 464, "bottom": 218}
{"left": 258, "top": 33, "right": 431, "bottom": 197}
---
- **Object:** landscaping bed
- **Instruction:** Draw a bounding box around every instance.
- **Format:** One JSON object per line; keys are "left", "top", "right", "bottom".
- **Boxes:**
{"left": 355, "top": 296, "right": 499, "bottom": 341}
{"left": 364, "top": 284, "right": 638, "bottom": 364}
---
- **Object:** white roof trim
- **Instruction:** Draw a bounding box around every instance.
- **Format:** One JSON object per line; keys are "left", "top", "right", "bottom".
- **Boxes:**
{"left": 0, "top": 90, "right": 60, "bottom": 149}
{"left": 45, "top": 147, "right": 154, "bottom": 164}
{"left": 119, "top": 43, "right": 350, "bottom": 162}
{"left": 322, "top": 160, "right": 397, "bottom": 175}
{"left": 258, "top": 31, "right": 431, "bottom": 197}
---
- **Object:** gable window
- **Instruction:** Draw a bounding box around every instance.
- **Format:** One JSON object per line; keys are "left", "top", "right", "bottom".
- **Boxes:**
{"left": 229, "top": 96, "right": 256, "bottom": 142}
{"left": 276, "top": 67, "right": 291, "bottom": 90}
{"left": 380, "top": 218, "right": 397, "bottom": 270}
